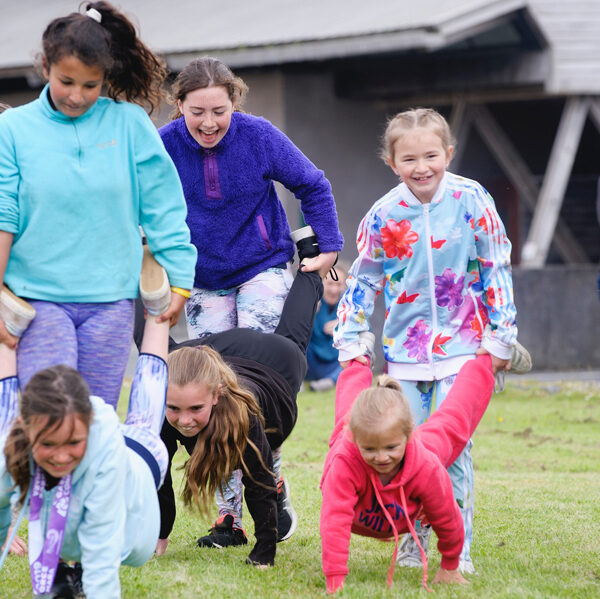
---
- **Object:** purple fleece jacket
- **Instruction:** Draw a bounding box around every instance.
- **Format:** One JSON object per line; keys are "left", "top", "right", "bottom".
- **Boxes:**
{"left": 159, "top": 112, "right": 343, "bottom": 290}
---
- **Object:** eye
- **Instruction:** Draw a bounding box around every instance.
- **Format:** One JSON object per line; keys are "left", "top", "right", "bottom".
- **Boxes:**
{"left": 166, "top": 405, "right": 179, "bottom": 412}
{"left": 190, "top": 405, "right": 204, "bottom": 412}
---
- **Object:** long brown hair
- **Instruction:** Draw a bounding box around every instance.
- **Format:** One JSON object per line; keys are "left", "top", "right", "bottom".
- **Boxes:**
{"left": 167, "top": 346, "right": 266, "bottom": 514}
{"left": 168, "top": 56, "right": 248, "bottom": 120}
{"left": 4, "top": 365, "right": 92, "bottom": 504}
{"left": 41, "top": 1, "right": 167, "bottom": 114}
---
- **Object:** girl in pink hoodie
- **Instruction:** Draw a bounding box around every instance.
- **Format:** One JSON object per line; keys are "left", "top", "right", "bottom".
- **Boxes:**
{"left": 320, "top": 354, "right": 495, "bottom": 593}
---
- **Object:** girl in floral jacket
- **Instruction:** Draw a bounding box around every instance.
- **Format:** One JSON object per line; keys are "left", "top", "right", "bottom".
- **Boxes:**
{"left": 334, "top": 108, "right": 518, "bottom": 572}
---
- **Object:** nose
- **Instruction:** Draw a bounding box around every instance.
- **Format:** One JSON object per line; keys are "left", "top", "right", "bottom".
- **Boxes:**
{"left": 415, "top": 158, "right": 427, "bottom": 173}
{"left": 69, "top": 86, "right": 84, "bottom": 104}
{"left": 178, "top": 411, "right": 193, "bottom": 426}
{"left": 53, "top": 446, "right": 72, "bottom": 464}
{"left": 374, "top": 451, "right": 388, "bottom": 464}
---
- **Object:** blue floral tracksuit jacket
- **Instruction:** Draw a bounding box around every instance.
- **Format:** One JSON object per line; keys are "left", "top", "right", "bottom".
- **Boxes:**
{"left": 334, "top": 172, "right": 517, "bottom": 381}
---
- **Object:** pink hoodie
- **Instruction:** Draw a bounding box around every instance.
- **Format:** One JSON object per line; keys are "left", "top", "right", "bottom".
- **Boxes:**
{"left": 320, "top": 355, "right": 495, "bottom": 592}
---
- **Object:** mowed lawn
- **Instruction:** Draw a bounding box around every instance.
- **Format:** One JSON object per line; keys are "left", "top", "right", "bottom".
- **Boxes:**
{"left": 3, "top": 376, "right": 599, "bottom": 598}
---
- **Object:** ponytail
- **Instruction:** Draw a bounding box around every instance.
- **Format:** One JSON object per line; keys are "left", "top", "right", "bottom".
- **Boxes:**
{"left": 42, "top": 1, "right": 167, "bottom": 114}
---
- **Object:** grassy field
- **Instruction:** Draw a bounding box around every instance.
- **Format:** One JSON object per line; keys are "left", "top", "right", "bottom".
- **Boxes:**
{"left": 3, "top": 376, "right": 600, "bottom": 598}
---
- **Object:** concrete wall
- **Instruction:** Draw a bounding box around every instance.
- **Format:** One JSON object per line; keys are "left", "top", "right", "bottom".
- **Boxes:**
{"left": 513, "top": 265, "right": 600, "bottom": 371}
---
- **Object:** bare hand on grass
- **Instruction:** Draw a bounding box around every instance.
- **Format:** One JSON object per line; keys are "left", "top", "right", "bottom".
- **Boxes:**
{"left": 155, "top": 538, "right": 169, "bottom": 556}
{"left": 432, "top": 567, "right": 469, "bottom": 584}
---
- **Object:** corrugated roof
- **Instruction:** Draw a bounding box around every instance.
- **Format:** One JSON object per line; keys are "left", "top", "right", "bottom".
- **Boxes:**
{"left": 0, "top": 0, "right": 527, "bottom": 73}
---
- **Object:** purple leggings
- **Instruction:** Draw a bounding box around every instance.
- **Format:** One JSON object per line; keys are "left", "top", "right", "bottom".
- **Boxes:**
{"left": 17, "top": 300, "right": 134, "bottom": 408}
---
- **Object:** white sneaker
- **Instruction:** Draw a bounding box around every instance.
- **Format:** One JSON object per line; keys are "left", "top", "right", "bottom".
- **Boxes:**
{"left": 358, "top": 331, "right": 376, "bottom": 366}
{"left": 309, "top": 377, "right": 335, "bottom": 392}
{"left": 396, "top": 526, "right": 431, "bottom": 567}
{"left": 0, "top": 286, "right": 36, "bottom": 338}
{"left": 509, "top": 340, "right": 532, "bottom": 374}
{"left": 459, "top": 558, "right": 476, "bottom": 574}
{"left": 140, "top": 247, "right": 171, "bottom": 316}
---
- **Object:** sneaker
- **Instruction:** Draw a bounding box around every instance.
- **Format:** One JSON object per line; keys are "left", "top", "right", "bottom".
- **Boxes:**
{"left": 140, "top": 246, "right": 171, "bottom": 316}
{"left": 0, "top": 285, "right": 35, "bottom": 338}
{"left": 509, "top": 340, "right": 532, "bottom": 374}
{"left": 51, "top": 561, "right": 84, "bottom": 599}
{"left": 309, "top": 377, "right": 335, "bottom": 392}
{"left": 459, "top": 557, "right": 476, "bottom": 575}
{"left": 290, "top": 225, "right": 320, "bottom": 262}
{"left": 396, "top": 525, "right": 431, "bottom": 568}
{"left": 358, "top": 331, "right": 376, "bottom": 366}
{"left": 197, "top": 514, "right": 247, "bottom": 548}
{"left": 276, "top": 477, "right": 298, "bottom": 542}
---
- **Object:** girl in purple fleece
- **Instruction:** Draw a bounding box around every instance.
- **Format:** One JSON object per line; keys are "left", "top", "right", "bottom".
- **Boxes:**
{"left": 159, "top": 56, "right": 343, "bottom": 338}
{"left": 159, "top": 56, "right": 343, "bottom": 545}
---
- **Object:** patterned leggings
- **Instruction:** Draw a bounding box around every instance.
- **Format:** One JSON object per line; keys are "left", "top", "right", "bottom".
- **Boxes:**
{"left": 398, "top": 374, "right": 475, "bottom": 563}
{"left": 186, "top": 266, "right": 293, "bottom": 529}
{"left": 16, "top": 299, "right": 134, "bottom": 409}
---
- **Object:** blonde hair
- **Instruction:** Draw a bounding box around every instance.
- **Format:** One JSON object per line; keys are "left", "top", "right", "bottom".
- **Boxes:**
{"left": 167, "top": 346, "right": 268, "bottom": 514}
{"left": 380, "top": 107, "right": 454, "bottom": 163}
{"left": 349, "top": 374, "right": 413, "bottom": 441}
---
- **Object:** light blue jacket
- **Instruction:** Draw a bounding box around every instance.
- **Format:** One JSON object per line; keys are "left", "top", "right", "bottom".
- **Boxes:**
{"left": 0, "top": 86, "right": 196, "bottom": 301}
{"left": 0, "top": 396, "right": 160, "bottom": 599}
{"left": 335, "top": 172, "right": 517, "bottom": 381}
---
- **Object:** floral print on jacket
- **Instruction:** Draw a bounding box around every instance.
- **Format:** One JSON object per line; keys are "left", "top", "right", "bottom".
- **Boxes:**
{"left": 335, "top": 172, "right": 517, "bottom": 380}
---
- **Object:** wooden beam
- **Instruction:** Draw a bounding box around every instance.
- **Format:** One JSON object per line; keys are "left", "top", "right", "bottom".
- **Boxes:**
{"left": 470, "top": 103, "right": 588, "bottom": 263}
{"left": 589, "top": 99, "right": 600, "bottom": 133}
{"left": 448, "top": 98, "right": 471, "bottom": 170}
{"left": 522, "top": 97, "right": 590, "bottom": 267}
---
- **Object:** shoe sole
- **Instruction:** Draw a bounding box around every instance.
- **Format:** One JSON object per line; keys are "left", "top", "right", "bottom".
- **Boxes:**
{"left": 277, "top": 478, "right": 298, "bottom": 542}
{"left": 510, "top": 341, "right": 532, "bottom": 374}
{"left": 140, "top": 247, "right": 171, "bottom": 316}
{"left": 0, "top": 286, "right": 36, "bottom": 337}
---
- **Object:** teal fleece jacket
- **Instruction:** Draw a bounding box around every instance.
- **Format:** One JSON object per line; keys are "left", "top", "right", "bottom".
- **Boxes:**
{"left": 0, "top": 396, "right": 160, "bottom": 599}
{"left": 0, "top": 86, "right": 196, "bottom": 301}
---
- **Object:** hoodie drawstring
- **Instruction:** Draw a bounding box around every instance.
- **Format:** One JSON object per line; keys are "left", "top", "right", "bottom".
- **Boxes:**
{"left": 369, "top": 472, "right": 432, "bottom": 592}
{"left": 400, "top": 485, "right": 432, "bottom": 592}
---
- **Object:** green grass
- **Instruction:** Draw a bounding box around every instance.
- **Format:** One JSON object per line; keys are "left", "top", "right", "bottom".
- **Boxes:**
{"left": 3, "top": 378, "right": 600, "bottom": 598}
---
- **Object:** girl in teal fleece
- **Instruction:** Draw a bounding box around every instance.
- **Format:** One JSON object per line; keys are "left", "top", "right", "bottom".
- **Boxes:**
{"left": 0, "top": 269, "right": 171, "bottom": 599}
{"left": 0, "top": 2, "right": 196, "bottom": 406}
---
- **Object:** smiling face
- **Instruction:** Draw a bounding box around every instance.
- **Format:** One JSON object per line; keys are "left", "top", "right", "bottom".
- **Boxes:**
{"left": 387, "top": 127, "right": 453, "bottom": 204}
{"left": 43, "top": 54, "right": 104, "bottom": 118}
{"left": 166, "top": 382, "right": 219, "bottom": 437}
{"left": 28, "top": 413, "right": 89, "bottom": 478}
{"left": 354, "top": 420, "right": 408, "bottom": 484}
{"left": 177, "top": 85, "right": 235, "bottom": 149}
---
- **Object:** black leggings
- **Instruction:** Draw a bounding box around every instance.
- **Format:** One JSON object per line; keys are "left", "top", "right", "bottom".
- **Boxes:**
{"left": 134, "top": 270, "right": 324, "bottom": 393}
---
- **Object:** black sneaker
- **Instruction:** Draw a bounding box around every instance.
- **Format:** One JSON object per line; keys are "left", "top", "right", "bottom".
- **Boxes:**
{"left": 52, "top": 561, "right": 84, "bottom": 599}
{"left": 276, "top": 477, "right": 298, "bottom": 542}
{"left": 197, "top": 514, "right": 248, "bottom": 548}
{"left": 290, "top": 226, "right": 320, "bottom": 261}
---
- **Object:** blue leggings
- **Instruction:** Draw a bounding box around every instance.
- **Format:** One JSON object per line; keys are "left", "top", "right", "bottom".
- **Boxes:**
{"left": 399, "top": 374, "right": 474, "bottom": 563}
{"left": 17, "top": 300, "right": 134, "bottom": 409}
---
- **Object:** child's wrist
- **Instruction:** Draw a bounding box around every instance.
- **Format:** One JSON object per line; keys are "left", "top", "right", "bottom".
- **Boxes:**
{"left": 170, "top": 286, "right": 191, "bottom": 299}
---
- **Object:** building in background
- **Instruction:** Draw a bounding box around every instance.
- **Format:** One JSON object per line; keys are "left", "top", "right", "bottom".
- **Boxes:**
{"left": 2, "top": 0, "right": 599, "bottom": 370}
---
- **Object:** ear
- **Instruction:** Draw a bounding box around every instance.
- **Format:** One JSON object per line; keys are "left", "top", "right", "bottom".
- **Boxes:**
{"left": 387, "top": 156, "right": 400, "bottom": 177}
{"left": 446, "top": 145, "right": 454, "bottom": 167}
{"left": 177, "top": 99, "right": 184, "bottom": 115}
{"left": 41, "top": 56, "right": 49, "bottom": 80}
{"left": 213, "top": 384, "right": 222, "bottom": 405}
